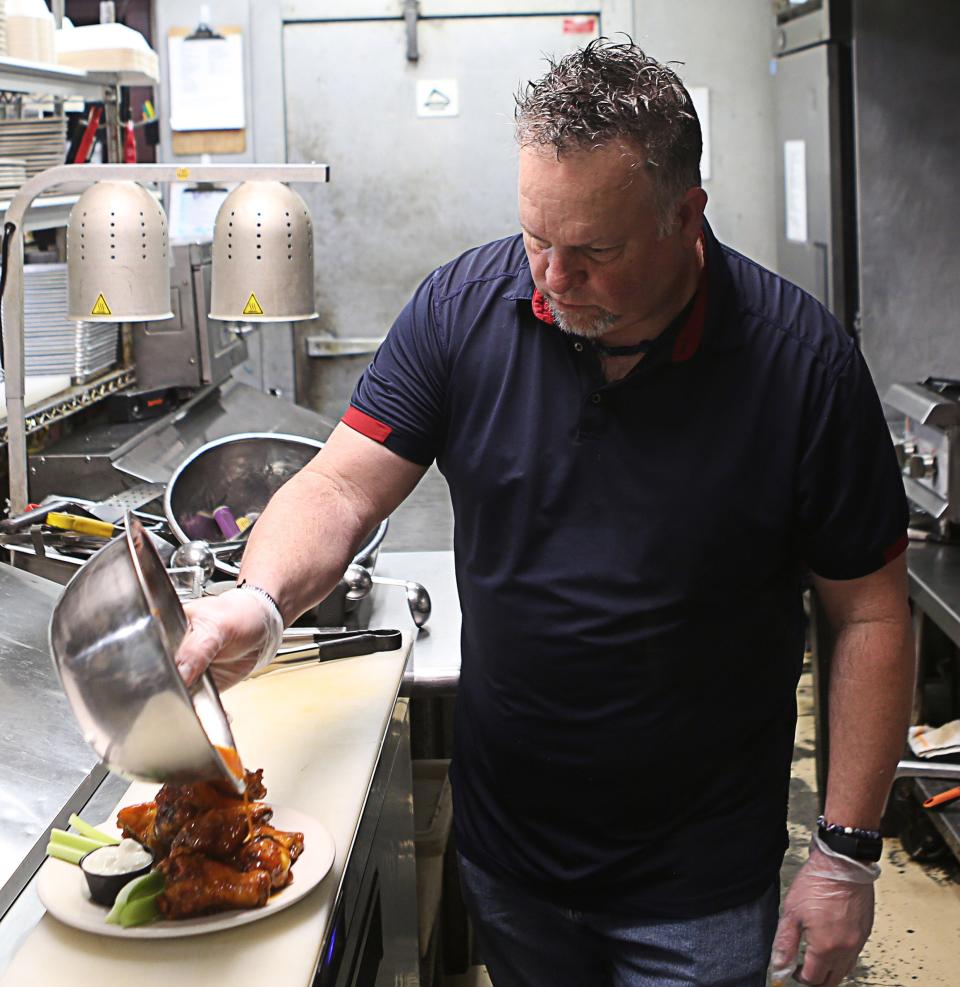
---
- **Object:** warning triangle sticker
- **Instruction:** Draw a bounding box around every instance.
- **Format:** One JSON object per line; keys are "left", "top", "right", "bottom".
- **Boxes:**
{"left": 242, "top": 292, "right": 264, "bottom": 316}
{"left": 424, "top": 88, "right": 451, "bottom": 108}
{"left": 90, "top": 293, "right": 112, "bottom": 317}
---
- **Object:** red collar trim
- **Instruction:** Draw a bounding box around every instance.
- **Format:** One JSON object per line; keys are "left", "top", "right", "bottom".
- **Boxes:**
{"left": 670, "top": 258, "right": 708, "bottom": 363}
{"left": 529, "top": 237, "right": 709, "bottom": 363}
{"left": 531, "top": 288, "right": 555, "bottom": 325}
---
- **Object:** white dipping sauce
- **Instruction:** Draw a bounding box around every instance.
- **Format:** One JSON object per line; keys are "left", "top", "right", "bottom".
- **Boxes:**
{"left": 82, "top": 839, "right": 152, "bottom": 875}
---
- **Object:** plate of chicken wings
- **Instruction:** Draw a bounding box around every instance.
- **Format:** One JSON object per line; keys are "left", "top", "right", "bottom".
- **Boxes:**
{"left": 37, "top": 769, "right": 336, "bottom": 938}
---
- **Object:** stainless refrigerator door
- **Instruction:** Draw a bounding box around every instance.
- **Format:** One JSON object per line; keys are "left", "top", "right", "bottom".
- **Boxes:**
{"left": 282, "top": 13, "right": 599, "bottom": 417}
{"left": 773, "top": 41, "right": 848, "bottom": 329}
{"left": 853, "top": 0, "right": 960, "bottom": 398}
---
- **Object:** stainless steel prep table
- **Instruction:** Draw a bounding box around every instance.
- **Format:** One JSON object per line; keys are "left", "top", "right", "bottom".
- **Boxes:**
{"left": 811, "top": 542, "right": 960, "bottom": 860}
{"left": 368, "top": 551, "right": 461, "bottom": 698}
{"left": 904, "top": 543, "right": 960, "bottom": 859}
{"left": 0, "top": 564, "right": 107, "bottom": 922}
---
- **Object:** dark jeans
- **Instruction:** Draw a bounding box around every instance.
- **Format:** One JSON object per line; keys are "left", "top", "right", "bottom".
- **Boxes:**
{"left": 458, "top": 853, "right": 778, "bottom": 987}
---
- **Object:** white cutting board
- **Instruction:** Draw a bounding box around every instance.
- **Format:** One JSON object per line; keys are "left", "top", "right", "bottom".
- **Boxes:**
{"left": 0, "top": 376, "right": 71, "bottom": 421}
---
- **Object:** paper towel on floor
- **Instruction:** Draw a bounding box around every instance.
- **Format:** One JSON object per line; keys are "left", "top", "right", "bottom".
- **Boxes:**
{"left": 909, "top": 720, "right": 960, "bottom": 758}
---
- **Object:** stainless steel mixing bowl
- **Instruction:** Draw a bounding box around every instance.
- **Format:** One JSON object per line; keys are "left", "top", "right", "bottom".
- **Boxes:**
{"left": 163, "top": 432, "right": 388, "bottom": 578}
{"left": 49, "top": 514, "right": 244, "bottom": 793}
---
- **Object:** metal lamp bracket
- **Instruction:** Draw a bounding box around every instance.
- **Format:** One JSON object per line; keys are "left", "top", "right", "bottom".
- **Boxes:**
{"left": 0, "top": 163, "right": 330, "bottom": 516}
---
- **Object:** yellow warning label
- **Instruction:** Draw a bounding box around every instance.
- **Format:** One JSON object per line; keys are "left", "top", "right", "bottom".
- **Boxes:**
{"left": 90, "top": 293, "right": 112, "bottom": 317}
{"left": 175, "top": 167, "right": 190, "bottom": 180}
{"left": 242, "top": 293, "right": 264, "bottom": 316}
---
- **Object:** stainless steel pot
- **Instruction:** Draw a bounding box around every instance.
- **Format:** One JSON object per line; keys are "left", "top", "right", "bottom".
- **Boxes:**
{"left": 163, "top": 432, "right": 389, "bottom": 579}
{"left": 48, "top": 514, "right": 244, "bottom": 793}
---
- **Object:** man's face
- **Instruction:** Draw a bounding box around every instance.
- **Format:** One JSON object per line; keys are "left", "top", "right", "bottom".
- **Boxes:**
{"left": 518, "top": 142, "right": 702, "bottom": 340}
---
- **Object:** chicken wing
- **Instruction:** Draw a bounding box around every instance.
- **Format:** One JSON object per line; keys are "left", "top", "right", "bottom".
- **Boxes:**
{"left": 116, "top": 801, "right": 159, "bottom": 852}
{"left": 232, "top": 836, "right": 294, "bottom": 890}
{"left": 157, "top": 852, "right": 271, "bottom": 918}
{"left": 170, "top": 803, "right": 272, "bottom": 860}
{"left": 251, "top": 823, "right": 304, "bottom": 863}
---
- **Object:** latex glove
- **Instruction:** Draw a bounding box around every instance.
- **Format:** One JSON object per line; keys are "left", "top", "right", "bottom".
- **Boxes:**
{"left": 176, "top": 587, "right": 283, "bottom": 692}
{"left": 769, "top": 833, "right": 880, "bottom": 987}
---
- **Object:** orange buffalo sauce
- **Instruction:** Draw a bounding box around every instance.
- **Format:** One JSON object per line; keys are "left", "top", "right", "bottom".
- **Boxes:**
{"left": 215, "top": 744, "right": 244, "bottom": 782}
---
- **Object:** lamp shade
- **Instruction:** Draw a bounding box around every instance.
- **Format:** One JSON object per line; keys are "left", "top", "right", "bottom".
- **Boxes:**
{"left": 209, "top": 181, "right": 317, "bottom": 323}
{"left": 67, "top": 181, "right": 173, "bottom": 322}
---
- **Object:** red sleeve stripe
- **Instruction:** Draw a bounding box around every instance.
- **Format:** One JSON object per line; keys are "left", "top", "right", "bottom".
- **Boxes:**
{"left": 342, "top": 406, "right": 393, "bottom": 443}
{"left": 882, "top": 532, "right": 909, "bottom": 564}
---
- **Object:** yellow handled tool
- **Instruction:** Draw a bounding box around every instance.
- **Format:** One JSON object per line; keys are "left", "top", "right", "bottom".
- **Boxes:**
{"left": 46, "top": 512, "right": 116, "bottom": 539}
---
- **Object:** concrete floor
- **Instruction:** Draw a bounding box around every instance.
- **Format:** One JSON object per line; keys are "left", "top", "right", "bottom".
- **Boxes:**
{"left": 443, "top": 658, "right": 960, "bottom": 986}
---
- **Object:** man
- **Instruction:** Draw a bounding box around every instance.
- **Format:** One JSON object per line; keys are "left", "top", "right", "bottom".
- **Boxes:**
{"left": 178, "top": 40, "right": 914, "bottom": 987}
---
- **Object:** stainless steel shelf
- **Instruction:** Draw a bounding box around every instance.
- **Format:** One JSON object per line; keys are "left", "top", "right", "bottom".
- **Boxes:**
{"left": 0, "top": 56, "right": 125, "bottom": 101}
{"left": 0, "top": 366, "right": 135, "bottom": 442}
{"left": 0, "top": 193, "right": 80, "bottom": 230}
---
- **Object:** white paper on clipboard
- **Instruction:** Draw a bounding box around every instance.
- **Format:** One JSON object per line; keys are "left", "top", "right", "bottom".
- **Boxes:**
{"left": 168, "top": 33, "right": 245, "bottom": 132}
{"left": 168, "top": 184, "right": 235, "bottom": 242}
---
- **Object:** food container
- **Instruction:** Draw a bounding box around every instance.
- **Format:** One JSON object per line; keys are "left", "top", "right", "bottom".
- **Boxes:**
{"left": 163, "top": 432, "right": 389, "bottom": 588}
{"left": 49, "top": 514, "right": 244, "bottom": 794}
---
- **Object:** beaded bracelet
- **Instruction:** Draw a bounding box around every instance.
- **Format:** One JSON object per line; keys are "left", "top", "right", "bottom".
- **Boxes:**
{"left": 816, "top": 814, "right": 881, "bottom": 842}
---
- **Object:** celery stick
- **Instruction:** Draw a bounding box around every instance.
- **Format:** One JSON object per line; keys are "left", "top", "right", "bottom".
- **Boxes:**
{"left": 45, "top": 842, "right": 85, "bottom": 866}
{"left": 105, "top": 871, "right": 164, "bottom": 924}
{"left": 67, "top": 814, "right": 119, "bottom": 846}
{"left": 118, "top": 892, "right": 162, "bottom": 928}
{"left": 49, "top": 830, "right": 106, "bottom": 855}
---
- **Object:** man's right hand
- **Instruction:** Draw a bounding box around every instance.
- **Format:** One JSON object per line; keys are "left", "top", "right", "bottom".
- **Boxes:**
{"left": 176, "top": 588, "right": 284, "bottom": 692}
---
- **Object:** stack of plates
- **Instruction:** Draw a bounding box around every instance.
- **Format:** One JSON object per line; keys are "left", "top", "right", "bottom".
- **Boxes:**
{"left": 0, "top": 0, "right": 8, "bottom": 57}
{"left": 19, "top": 264, "right": 118, "bottom": 381}
{"left": 0, "top": 116, "right": 66, "bottom": 180}
{"left": 0, "top": 157, "right": 27, "bottom": 198}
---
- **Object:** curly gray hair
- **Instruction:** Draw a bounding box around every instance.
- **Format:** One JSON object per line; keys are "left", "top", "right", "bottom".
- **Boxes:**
{"left": 515, "top": 38, "right": 702, "bottom": 235}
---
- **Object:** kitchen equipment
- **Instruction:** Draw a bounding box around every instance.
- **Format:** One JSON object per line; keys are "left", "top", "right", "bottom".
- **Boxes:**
{"left": 270, "top": 628, "right": 403, "bottom": 666}
{"left": 923, "top": 785, "right": 960, "bottom": 810}
{"left": 163, "top": 432, "right": 389, "bottom": 579}
{"left": 885, "top": 378, "right": 960, "bottom": 526}
{"left": 343, "top": 563, "right": 432, "bottom": 627}
{"left": 49, "top": 513, "right": 244, "bottom": 794}
{"left": 209, "top": 181, "right": 318, "bottom": 323}
{"left": 0, "top": 482, "right": 164, "bottom": 534}
{"left": 66, "top": 181, "right": 173, "bottom": 323}
{"left": 170, "top": 540, "right": 217, "bottom": 581}
{"left": 133, "top": 241, "right": 248, "bottom": 392}
{"left": 374, "top": 576, "right": 431, "bottom": 628}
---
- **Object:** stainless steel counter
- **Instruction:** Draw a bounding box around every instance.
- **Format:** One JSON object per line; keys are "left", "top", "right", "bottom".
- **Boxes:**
{"left": 0, "top": 566, "right": 107, "bottom": 918}
{"left": 368, "top": 551, "right": 461, "bottom": 695}
{"left": 907, "top": 542, "right": 960, "bottom": 649}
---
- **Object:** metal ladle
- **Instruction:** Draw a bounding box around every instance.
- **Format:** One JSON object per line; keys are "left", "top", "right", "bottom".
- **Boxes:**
{"left": 343, "top": 563, "right": 431, "bottom": 627}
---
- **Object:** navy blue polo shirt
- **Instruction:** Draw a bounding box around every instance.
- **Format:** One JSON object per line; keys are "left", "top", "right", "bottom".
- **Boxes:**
{"left": 344, "top": 222, "right": 908, "bottom": 917}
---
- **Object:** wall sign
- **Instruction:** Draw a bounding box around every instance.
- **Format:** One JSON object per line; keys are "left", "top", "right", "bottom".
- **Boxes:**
{"left": 784, "top": 139, "right": 808, "bottom": 243}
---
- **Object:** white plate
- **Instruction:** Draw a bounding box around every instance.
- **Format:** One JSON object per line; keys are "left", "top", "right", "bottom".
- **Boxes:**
{"left": 37, "top": 806, "right": 335, "bottom": 939}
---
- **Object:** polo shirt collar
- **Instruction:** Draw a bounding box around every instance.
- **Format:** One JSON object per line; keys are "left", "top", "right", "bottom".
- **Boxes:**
{"left": 505, "top": 218, "right": 744, "bottom": 361}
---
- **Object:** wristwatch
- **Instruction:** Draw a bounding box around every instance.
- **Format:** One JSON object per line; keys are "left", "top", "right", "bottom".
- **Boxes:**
{"left": 817, "top": 815, "right": 883, "bottom": 862}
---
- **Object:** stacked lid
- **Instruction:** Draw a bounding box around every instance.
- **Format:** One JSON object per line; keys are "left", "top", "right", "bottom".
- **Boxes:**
{"left": 20, "top": 263, "right": 118, "bottom": 380}
{"left": 0, "top": 116, "right": 67, "bottom": 182}
{"left": 0, "top": 157, "right": 27, "bottom": 197}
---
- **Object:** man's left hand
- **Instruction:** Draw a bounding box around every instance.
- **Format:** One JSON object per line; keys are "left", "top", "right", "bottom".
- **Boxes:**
{"left": 769, "top": 834, "right": 879, "bottom": 986}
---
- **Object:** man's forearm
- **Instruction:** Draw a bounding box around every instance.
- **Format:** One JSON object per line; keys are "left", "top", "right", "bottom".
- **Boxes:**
{"left": 823, "top": 610, "right": 915, "bottom": 829}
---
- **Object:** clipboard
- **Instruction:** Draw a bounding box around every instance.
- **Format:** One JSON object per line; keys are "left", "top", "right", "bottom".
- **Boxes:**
{"left": 168, "top": 25, "right": 246, "bottom": 155}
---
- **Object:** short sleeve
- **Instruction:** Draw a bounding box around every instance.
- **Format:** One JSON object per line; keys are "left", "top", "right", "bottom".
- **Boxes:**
{"left": 344, "top": 270, "right": 448, "bottom": 467}
{"left": 796, "top": 346, "right": 909, "bottom": 579}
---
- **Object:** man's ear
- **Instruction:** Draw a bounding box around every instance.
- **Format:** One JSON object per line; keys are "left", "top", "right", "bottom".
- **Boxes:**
{"left": 674, "top": 186, "right": 708, "bottom": 246}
